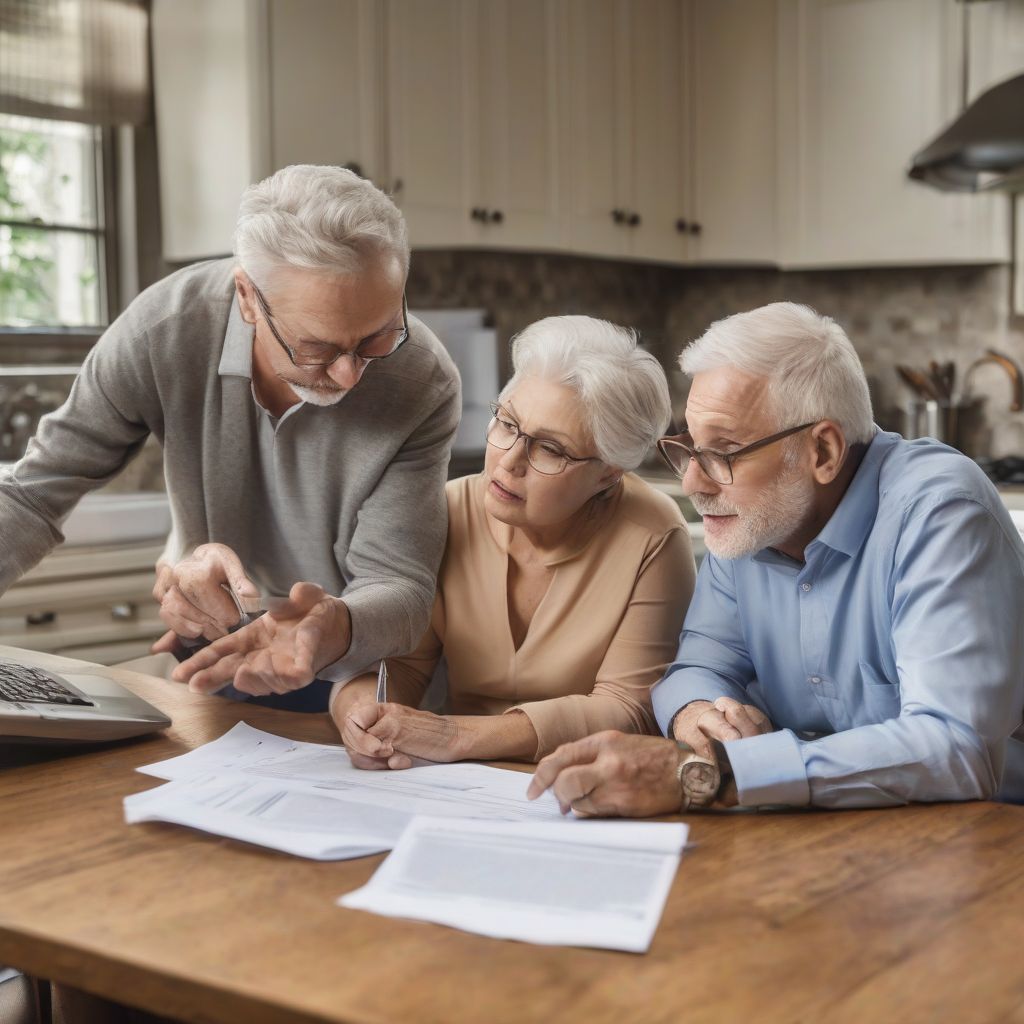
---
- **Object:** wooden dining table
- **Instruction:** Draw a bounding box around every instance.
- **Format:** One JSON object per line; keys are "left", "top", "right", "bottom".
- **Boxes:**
{"left": 1, "top": 645, "right": 1022, "bottom": 1024}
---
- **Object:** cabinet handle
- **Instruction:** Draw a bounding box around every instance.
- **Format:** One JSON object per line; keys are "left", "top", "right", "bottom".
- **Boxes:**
{"left": 391, "top": 178, "right": 404, "bottom": 195}
{"left": 26, "top": 610, "right": 56, "bottom": 626}
{"left": 689, "top": 222, "right": 702, "bottom": 236}
{"left": 627, "top": 211, "right": 641, "bottom": 227}
{"left": 611, "top": 208, "right": 626, "bottom": 224}
{"left": 488, "top": 209, "right": 504, "bottom": 224}
{"left": 110, "top": 602, "right": 138, "bottom": 622}
{"left": 675, "top": 218, "right": 689, "bottom": 233}
{"left": 342, "top": 161, "right": 364, "bottom": 179}
{"left": 470, "top": 207, "right": 487, "bottom": 222}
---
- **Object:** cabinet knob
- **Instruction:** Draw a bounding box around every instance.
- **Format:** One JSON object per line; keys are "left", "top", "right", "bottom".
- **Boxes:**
{"left": 488, "top": 209, "right": 504, "bottom": 224}
{"left": 689, "top": 222, "right": 702, "bottom": 236}
{"left": 470, "top": 207, "right": 487, "bottom": 222}
{"left": 675, "top": 218, "right": 689, "bottom": 233}
{"left": 611, "top": 208, "right": 626, "bottom": 224}
{"left": 110, "top": 602, "right": 137, "bottom": 622}
{"left": 627, "top": 211, "right": 641, "bottom": 227}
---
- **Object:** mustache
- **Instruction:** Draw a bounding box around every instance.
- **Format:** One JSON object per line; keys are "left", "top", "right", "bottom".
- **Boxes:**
{"left": 690, "top": 496, "right": 738, "bottom": 516}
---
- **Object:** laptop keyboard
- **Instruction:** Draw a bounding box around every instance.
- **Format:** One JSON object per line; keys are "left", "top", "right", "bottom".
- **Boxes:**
{"left": 0, "top": 661, "right": 95, "bottom": 706}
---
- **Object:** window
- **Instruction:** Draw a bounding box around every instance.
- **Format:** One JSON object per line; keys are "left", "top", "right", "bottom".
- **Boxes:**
{"left": 0, "top": 112, "right": 110, "bottom": 329}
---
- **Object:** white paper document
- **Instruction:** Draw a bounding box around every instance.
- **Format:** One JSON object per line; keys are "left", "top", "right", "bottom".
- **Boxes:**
{"left": 339, "top": 816, "right": 688, "bottom": 953}
{"left": 126, "top": 723, "right": 564, "bottom": 859}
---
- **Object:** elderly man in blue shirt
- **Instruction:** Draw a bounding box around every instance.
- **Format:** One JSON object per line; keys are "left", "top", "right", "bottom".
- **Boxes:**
{"left": 529, "top": 301, "right": 1024, "bottom": 813}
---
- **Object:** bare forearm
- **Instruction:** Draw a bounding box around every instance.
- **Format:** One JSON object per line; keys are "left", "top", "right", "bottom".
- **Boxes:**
{"left": 452, "top": 710, "right": 539, "bottom": 763}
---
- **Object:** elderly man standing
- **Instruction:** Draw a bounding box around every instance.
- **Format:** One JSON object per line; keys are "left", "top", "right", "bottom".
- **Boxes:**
{"left": 530, "top": 302, "right": 1024, "bottom": 813}
{"left": 0, "top": 164, "right": 460, "bottom": 711}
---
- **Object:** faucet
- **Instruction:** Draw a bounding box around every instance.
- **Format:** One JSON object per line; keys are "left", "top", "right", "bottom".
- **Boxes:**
{"left": 962, "top": 348, "right": 1024, "bottom": 413}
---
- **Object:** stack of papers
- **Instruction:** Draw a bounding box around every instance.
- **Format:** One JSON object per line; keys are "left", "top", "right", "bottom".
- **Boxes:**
{"left": 125, "top": 723, "right": 565, "bottom": 860}
{"left": 124, "top": 723, "right": 689, "bottom": 952}
{"left": 340, "top": 816, "right": 688, "bottom": 953}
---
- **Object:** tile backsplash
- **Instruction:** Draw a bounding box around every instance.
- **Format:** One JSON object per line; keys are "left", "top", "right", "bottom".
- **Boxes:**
{"left": 410, "top": 253, "right": 1024, "bottom": 459}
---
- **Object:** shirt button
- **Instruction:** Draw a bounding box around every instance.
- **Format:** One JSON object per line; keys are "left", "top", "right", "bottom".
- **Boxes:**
{"left": 801, "top": 582, "right": 812, "bottom": 592}
{"left": 809, "top": 675, "right": 822, "bottom": 684}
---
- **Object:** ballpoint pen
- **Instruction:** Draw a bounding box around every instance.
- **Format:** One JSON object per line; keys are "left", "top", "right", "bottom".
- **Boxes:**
{"left": 375, "top": 659, "right": 388, "bottom": 703}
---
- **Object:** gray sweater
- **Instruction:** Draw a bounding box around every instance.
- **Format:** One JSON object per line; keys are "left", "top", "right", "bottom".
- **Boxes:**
{"left": 0, "top": 259, "right": 461, "bottom": 680}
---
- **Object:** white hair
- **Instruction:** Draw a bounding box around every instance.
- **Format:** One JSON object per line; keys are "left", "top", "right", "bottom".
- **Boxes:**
{"left": 499, "top": 315, "right": 672, "bottom": 471}
{"left": 233, "top": 165, "right": 409, "bottom": 285}
{"left": 681, "top": 302, "right": 875, "bottom": 444}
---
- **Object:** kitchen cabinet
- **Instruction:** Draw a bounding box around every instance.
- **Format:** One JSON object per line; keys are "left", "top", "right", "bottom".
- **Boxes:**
{"left": 385, "top": 0, "right": 561, "bottom": 251}
{"left": 153, "top": 0, "right": 384, "bottom": 262}
{"left": 776, "top": 0, "right": 1009, "bottom": 267}
{"left": 687, "top": 0, "right": 779, "bottom": 264}
{"left": 559, "top": 0, "right": 689, "bottom": 262}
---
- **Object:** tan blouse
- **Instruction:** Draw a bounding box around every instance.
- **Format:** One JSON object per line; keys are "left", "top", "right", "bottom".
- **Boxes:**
{"left": 387, "top": 472, "right": 697, "bottom": 760}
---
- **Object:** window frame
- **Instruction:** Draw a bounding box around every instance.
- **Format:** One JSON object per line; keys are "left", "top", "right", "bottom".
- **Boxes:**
{"left": 0, "top": 121, "right": 119, "bottom": 348}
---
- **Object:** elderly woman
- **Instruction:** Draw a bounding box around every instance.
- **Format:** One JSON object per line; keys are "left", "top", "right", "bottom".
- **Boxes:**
{"left": 332, "top": 315, "right": 697, "bottom": 768}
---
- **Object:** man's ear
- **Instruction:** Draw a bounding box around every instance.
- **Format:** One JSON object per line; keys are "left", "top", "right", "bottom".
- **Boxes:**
{"left": 233, "top": 267, "right": 259, "bottom": 326}
{"left": 810, "top": 420, "right": 847, "bottom": 485}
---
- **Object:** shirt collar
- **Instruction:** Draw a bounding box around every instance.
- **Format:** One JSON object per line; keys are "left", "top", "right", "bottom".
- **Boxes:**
{"left": 218, "top": 295, "right": 256, "bottom": 379}
{"left": 807, "top": 428, "right": 895, "bottom": 558}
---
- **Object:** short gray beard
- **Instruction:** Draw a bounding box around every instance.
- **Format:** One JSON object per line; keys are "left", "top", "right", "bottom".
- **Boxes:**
{"left": 284, "top": 378, "right": 349, "bottom": 407}
{"left": 692, "top": 465, "right": 817, "bottom": 560}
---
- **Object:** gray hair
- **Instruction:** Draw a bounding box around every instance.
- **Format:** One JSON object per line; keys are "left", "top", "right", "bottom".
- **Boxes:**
{"left": 681, "top": 302, "right": 875, "bottom": 444}
{"left": 500, "top": 315, "right": 672, "bottom": 471}
{"left": 233, "top": 165, "right": 409, "bottom": 285}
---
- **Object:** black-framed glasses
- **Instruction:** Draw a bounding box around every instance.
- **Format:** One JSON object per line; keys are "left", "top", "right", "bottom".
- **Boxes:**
{"left": 485, "top": 402, "right": 602, "bottom": 476}
{"left": 657, "top": 422, "right": 817, "bottom": 485}
{"left": 251, "top": 280, "right": 410, "bottom": 369}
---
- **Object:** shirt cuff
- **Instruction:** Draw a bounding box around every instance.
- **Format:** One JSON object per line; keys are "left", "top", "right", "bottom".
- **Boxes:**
{"left": 724, "top": 729, "right": 811, "bottom": 808}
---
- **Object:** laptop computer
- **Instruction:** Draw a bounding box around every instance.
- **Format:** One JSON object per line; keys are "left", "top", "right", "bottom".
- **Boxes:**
{"left": 0, "top": 654, "right": 171, "bottom": 743}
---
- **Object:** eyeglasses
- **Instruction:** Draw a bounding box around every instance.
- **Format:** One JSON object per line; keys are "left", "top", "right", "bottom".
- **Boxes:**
{"left": 657, "top": 422, "right": 816, "bottom": 485}
{"left": 250, "top": 280, "right": 410, "bottom": 369}
{"left": 485, "top": 403, "right": 602, "bottom": 476}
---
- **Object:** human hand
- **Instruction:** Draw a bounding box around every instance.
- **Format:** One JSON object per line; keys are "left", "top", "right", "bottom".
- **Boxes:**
{"left": 670, "top": 697, "right": 772, "bottom": 759}
{"left": 150, "top": 543, "right": 260, "bottom": 653}
{"left": 527, "top": 731, "right": 685, "bottom": 818}
{"left": 339, "top": 702, "right": 463, "bottom": 770}
{"left": 171, "top": 582, "right": 351, "bottom": 696}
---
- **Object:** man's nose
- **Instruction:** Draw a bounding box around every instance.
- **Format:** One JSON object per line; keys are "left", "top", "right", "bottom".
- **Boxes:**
{"left": 325, "top": 355, "right": 365, "bottom": 390}
{"left": 681, "top": 456, "right": 720, "bottom": 497}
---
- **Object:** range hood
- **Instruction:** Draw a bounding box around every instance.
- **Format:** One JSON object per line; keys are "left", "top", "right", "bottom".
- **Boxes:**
{"left": 909, "top": 73, "right": 1024, "bottom": 193}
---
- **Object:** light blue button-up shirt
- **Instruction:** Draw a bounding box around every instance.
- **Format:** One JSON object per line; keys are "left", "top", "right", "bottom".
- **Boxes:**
{"left": 652, "top": 430, "right": 1024, "bottom": 808}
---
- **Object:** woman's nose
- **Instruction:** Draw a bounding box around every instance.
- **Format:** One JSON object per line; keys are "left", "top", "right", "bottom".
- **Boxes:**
{"left": 499, "top": 435, "right": 529, "bottom": 473}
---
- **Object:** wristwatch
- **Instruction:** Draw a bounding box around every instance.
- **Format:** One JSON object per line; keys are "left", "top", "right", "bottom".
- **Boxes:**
{"left": 674, "top": 739, "right": 734, "bottom": 812}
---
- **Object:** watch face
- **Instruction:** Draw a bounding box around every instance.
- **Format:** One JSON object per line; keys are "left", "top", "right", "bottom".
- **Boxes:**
{"left": 681, "top": 760, "right": 720, "bottom": 802}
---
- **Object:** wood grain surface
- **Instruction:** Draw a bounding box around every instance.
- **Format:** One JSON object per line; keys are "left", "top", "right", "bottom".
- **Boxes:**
{"left": 1, "top": 645, "right": 1023, "bottom": 1024}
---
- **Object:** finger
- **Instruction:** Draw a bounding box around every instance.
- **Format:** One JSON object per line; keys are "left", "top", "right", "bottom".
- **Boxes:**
{"left": 150, "top": 629, "right": 178, "bottom": 655}
{"left": 386, "top": 752, "right": 414, "bottom": 771}
{"left": 349, "top": 751, "right": 392, "bottom": 771}
{"left": 342, "top": 716, "right": 390, "bottom": 759}
{"left": 159, "top": 586, "right": 228, "bottom": 640}
{"left": 186, "top": 653, "right": 247, "bottom": 694}
{"left": 695, "top": 707, "right": 742, "bottom": 742}
{"left": 213, "top": 546, "right": 261, "bottom": 604}
{"left": 152, "top": 563, "right": 174, "bottom": 602}
{"left": 233, "top": 654, "right": 291, "bottom": 696}
{"left": 172, "top": 630, "right": 250, "bottom": 682}
{"left": 287, "top": 580, "right": 328, "bottom": 615}
{"left": 549, "top": 763, "right": 606, "bottom": 815}
{"left": 174, "top": 576, "right": 241, "bottom": 633}
{"left": 527, "top": 734, "right": 606, "bottom": 799}
{"left": 744, "top": 704, "right": 773, "bottom": 734}
{"left": 715, "top": 698, "right": 767, "bottom": 739}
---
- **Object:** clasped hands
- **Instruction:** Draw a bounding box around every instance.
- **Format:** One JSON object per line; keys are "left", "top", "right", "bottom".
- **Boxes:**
{"left": 338, "top": 702, "right": 465, "bottom": 770}
{"left": 526, "top": 697, "right": 773, "bottom": 818}
{"left": 151, "top": 543, "right": 351, "bottom": 696}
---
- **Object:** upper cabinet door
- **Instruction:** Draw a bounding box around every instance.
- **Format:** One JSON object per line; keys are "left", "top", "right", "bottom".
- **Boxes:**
{"left": 688, "top": 0, "right": 778, "bottom": 264}
{"left": 560, "top": 0, "right": 631, "bottom": 258}
{"left": 627, "top": 0, "right": 690, "bottom": 262}
{"left": 385, "top": 0, "right": 475, "bottom": 247}
{"left": 267, "top": 0, "right": 384, "bottom": 184}
{"left": 778, "top": 0, "right": 1009, "bottom": 267}
{"left": 475, "top": 0, "right": 561, "bottom": 250}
